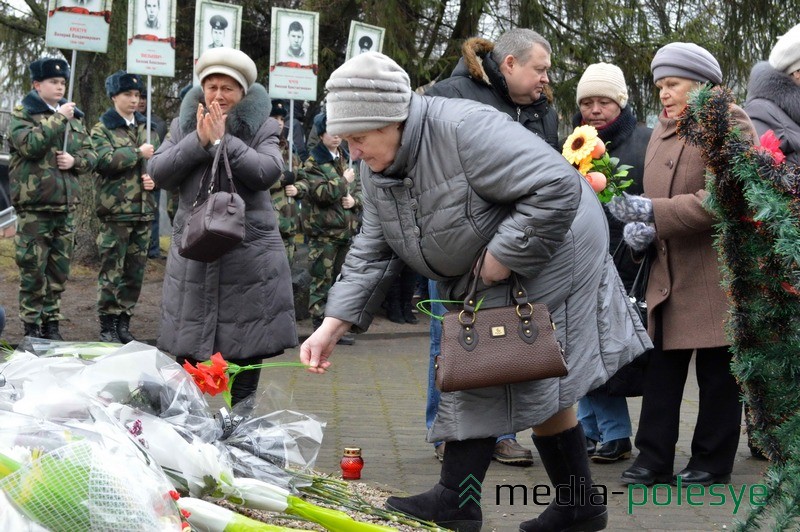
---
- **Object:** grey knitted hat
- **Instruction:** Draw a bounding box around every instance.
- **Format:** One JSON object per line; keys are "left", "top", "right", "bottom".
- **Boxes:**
{"left": 769, "top": 23, "right": 800, "bottom": 75}
{"left": 651, "top": 42, "right": 722, "bottom": 84}
{"left": 576, "top": 63, "right": 628, "bottom": 108}
{"left": 325, "top": 52, "right": 412, "bottom": 136}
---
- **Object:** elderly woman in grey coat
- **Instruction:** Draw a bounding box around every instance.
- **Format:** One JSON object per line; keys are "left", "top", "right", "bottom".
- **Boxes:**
{"left": 300, "top": 52, "right": 651, "bottom": 532}
{"left": 150, "top": 48, "right": 297, "bottom": 406}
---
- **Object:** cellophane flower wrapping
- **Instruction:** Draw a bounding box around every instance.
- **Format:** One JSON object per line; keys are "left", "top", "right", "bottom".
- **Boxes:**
{"left": 0, "top": 410, "right": 182, "bottom": 531}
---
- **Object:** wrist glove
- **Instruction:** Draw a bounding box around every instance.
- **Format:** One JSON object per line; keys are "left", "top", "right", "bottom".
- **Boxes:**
{"left": 280, "top": 169, "right": 296, "bottom": 187}
{"left": 623, "top": 222, "right": 656, "bottom": 252}
{"left": 607, "top": 192, "right": 654, "bottom": 223}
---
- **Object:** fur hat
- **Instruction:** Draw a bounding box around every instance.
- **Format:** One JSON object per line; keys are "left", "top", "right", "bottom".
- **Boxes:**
{"left": 769, "top": 23, "right": 800, "bottom": 75}
{"left": 313, "top": 112, "right": 327, "bottom": 136}
{"left": 196, "top": 48, "right": 257, "bottom": 94}
{"left": 576, "top": 63, "right": 628, "bottom": 108}
{"left": 29, "top": 57, "right": 70, "bottom": 82}
{"left": 325, "top": 52, "right": 412, "bottom": 136}
{"left": 105, "top": 70, "right": 145, "bottom": 98}
{"left": 651, "top": 42, "right": 722, "bottom": 84}
{"left": 270, "top": 100, "right": 288, "bottom": 118}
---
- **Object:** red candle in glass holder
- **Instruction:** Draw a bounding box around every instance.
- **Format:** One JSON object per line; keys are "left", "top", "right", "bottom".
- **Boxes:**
{"left": 340, "top": 447, "right": 364, "bottom": 480}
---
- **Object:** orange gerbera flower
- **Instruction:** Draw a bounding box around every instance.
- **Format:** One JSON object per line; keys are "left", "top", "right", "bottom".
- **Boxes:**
{"left": 183, "top": 352, "right": 229, "bottom": 396}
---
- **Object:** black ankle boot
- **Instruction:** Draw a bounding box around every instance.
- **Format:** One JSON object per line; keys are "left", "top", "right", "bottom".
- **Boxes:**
{"left": 41, "top": 320, "right": 64, "bottom": 341}
{"left": 117, "top": 314, "right": 137, "bottom": 343}
{"left": 99, "top": 315, "right": 121, "bottom": 343}
{"left": 23, "top": 322, "right": 41, "bottom": 338}
{"left": 386, "top": 437, "right": 494, "bottom": 531}
{"left": 520, "top": 425, "right": 608, "bottom": 532}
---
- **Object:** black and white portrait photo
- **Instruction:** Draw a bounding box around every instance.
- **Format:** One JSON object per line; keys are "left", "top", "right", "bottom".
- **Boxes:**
{"left": 346, "top": 21, "right": 385, "bottom": 61}
{"left": 272, "top": 9, "right": 317, "bottom": 67}
{"left": 193, "top": 0, "right": 241, "bottom": 60}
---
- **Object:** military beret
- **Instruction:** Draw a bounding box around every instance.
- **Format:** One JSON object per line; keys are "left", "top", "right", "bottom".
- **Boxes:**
{"left": 105, "top": 70, "right": 145, "bottom": 98}
{"left": 358, "top": 35, "right": 373, "bottom": 50}
{"left": 29, "top": 57, "right": 70, "bottom": 82}
{"left": 209, "top": 15, "right": 228, "bottom": 30}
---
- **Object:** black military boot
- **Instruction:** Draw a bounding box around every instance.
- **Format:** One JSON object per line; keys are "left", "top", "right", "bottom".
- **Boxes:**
{"left": 41, "top": 320, "right": 64, "bottom": 341}
{"left": 386, "top": 437, "right": 495, "bottom": 531}
{"left": 23, "top": 322, "right": 41, "bottom": 338}
{"left": 99, "top": 314, "right": 121, "bottom": 343}
{"left": 520, "top": 425, "right": 608, "bottom": 532}
{"left": 117, "top": 314, "right": 137, "bottom": 343}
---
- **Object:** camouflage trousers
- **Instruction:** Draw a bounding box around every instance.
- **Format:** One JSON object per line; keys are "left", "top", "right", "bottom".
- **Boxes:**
{"left": 14, "top": 211, "right": 76, "bottom": 324}
{"left": 96, "top": 220, "right": 150, "bottom": 316}
{"left": 281, "top": 235, "right": 296, "bottom": 266}
{"left": 307, "top": 237, "right": 350, "bottom": 320}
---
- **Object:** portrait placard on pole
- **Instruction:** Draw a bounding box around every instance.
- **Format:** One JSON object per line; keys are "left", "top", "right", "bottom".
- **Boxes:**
{"left": 345, "top": 21, "right": 385, "bottom": 62}
{"left": 268, "top": 7, "right": 319, "bottom": 101}
{"left": 193, "top": 0, "right": 243, "bottom": 83}
{"left": 126, "top": 0, "right": 176, "bottom": 77}
{"left": 46, "top": 0, "right": 112, "bottom": 53}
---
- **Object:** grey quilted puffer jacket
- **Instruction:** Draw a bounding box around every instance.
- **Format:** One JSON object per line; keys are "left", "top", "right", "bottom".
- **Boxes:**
{"left": 326, "top": 94, "right": 652, "bottom": 441}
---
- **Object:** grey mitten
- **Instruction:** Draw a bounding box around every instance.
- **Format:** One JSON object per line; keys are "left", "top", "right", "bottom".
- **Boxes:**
{"left": 607, "top": 192, "right": 654, "bottom": 223}
{"left": 623, "top": 222, "right": 656, "bottom": 252}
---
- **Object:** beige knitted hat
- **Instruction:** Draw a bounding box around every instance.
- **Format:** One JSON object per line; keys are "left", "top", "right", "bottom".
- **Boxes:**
{"left": 576, "top": 63, "right": 628, "bottom": 108}
{"left": 325, "top": 52, "right": 412, "bottom": 136}
{"left": 769, "top": 23, "right": 800, "bottom": 75}
{"left": 196, "top": 48, "right": 257, "bottom": 94}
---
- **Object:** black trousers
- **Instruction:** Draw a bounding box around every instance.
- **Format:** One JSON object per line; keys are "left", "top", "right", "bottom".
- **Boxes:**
{"left": 632, "top": 321, "right": 742, "bottom": 475}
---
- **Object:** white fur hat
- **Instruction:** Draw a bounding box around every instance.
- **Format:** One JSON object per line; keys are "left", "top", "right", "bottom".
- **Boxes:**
{"left": 769, "top": 23, "right": 800, "bottom": 75}
{"left": 196, "top": 48, "right": 257, "bottom": 94}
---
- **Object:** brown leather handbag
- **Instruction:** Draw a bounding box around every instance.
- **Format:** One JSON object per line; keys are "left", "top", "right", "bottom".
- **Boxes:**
{"left": 435, "top": 251, "right": 568, "bottom": 392}
{"left": 179, "top": 138, "right": 246, "bottom": 263}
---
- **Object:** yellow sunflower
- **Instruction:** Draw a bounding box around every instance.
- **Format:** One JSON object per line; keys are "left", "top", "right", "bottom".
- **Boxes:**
{"left": 562, "top": 125, "right": 600, "bottom": 166}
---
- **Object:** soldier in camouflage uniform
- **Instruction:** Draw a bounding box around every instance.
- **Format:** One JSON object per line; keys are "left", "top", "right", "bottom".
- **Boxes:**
{"left": 9, "top": 57, "right": 96, "bottom": 340}
{"left": 269, "top": 100, "right": 308, "bottom": 264}
{"left": 301, "top": 112, "right": 361, "bottom": 345}
{"left": 90, "top": 71, "right": 159, "bottom": 343}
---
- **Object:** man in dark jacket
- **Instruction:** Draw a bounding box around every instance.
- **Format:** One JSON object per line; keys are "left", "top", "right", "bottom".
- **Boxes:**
{"left": 571, "top": 62, "right": 652, "bottom": 465}
{"left": 423, "top": 28, "right": 560, "bottom": 466}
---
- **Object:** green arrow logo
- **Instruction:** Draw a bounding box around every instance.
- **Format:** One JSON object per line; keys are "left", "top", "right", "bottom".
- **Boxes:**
{"left": 458, "top": 474, "right": 483, "bottom": 508}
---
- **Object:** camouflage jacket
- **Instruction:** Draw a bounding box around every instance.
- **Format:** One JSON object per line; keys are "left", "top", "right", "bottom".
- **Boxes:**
{"left": 300, "top": 142, "right": 361, "bottom": 240}
{"left": 90, "top": 108, "right": 160, "bottom": 222}
{"left": 9, "top": 90, "right": 95, "bottom": 213}
{"left": 270, "top": 139, "right": 309, "bottom": 239}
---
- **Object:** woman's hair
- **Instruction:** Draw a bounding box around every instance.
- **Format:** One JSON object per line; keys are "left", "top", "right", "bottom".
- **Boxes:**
{"left": 491, "top": 28, "right": 551, "bottom": 66}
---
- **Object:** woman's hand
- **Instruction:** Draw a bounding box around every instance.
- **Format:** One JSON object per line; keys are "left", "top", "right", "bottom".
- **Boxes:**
{"left": 479, "top": 250, "right": 511, "bottom": 285}
{"left": 343, "top": 167, "right": 356, "bottom": 183}
{"left": 196, "top": 101, "right": 227, "bottom": 147}
{"left": 299, "top": 317, "right": 353, "bottom": 374}
{"left": 285, "top": 184, "right": 298, "bottom": 197}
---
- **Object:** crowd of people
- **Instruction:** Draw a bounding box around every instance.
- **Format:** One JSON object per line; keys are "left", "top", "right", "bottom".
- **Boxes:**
{"left": 3, "top": 20, "right": 800, "bottom": 531}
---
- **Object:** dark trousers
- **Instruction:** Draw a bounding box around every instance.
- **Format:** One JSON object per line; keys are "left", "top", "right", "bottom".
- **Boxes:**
{"left": 633, "top": 323, "right": 742, "bottom": 475}
{"left": 177, "top": 354, "right": 263, "bottom": 407}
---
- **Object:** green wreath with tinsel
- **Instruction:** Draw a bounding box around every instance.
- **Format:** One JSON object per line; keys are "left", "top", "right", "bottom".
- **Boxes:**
{"left": 678, "top": 85, "right": 800, "bottom": 530}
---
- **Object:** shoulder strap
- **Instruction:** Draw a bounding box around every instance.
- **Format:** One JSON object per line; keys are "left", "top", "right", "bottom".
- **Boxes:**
{"left": 191, "top": 138, "right": 226, "bottom": 208}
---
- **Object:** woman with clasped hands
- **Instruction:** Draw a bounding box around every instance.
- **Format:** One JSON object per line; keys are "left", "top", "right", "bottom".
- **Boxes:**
{"left": 149, "top": 48, "right": 297, "bottom": 406}
{"left": 300, "top": 52, "right": 651, "bottom": 532}
{"left": 609, "top": 43, "right": 758, "bottom": 488}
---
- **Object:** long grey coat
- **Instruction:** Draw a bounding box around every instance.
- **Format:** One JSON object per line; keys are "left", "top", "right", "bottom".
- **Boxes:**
{"left": 149, "top": 84, "right": 297, "bottom": 361}
{"left": 325, "top": 95, "right": 651, "bottom": 441}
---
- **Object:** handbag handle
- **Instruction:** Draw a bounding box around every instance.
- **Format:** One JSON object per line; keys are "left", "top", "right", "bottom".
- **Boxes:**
{"left": 191, "top": 136, "right": 236, "bottom": 208}
{"left": 460, "top": 249, "right": 532, "bottom": 319}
